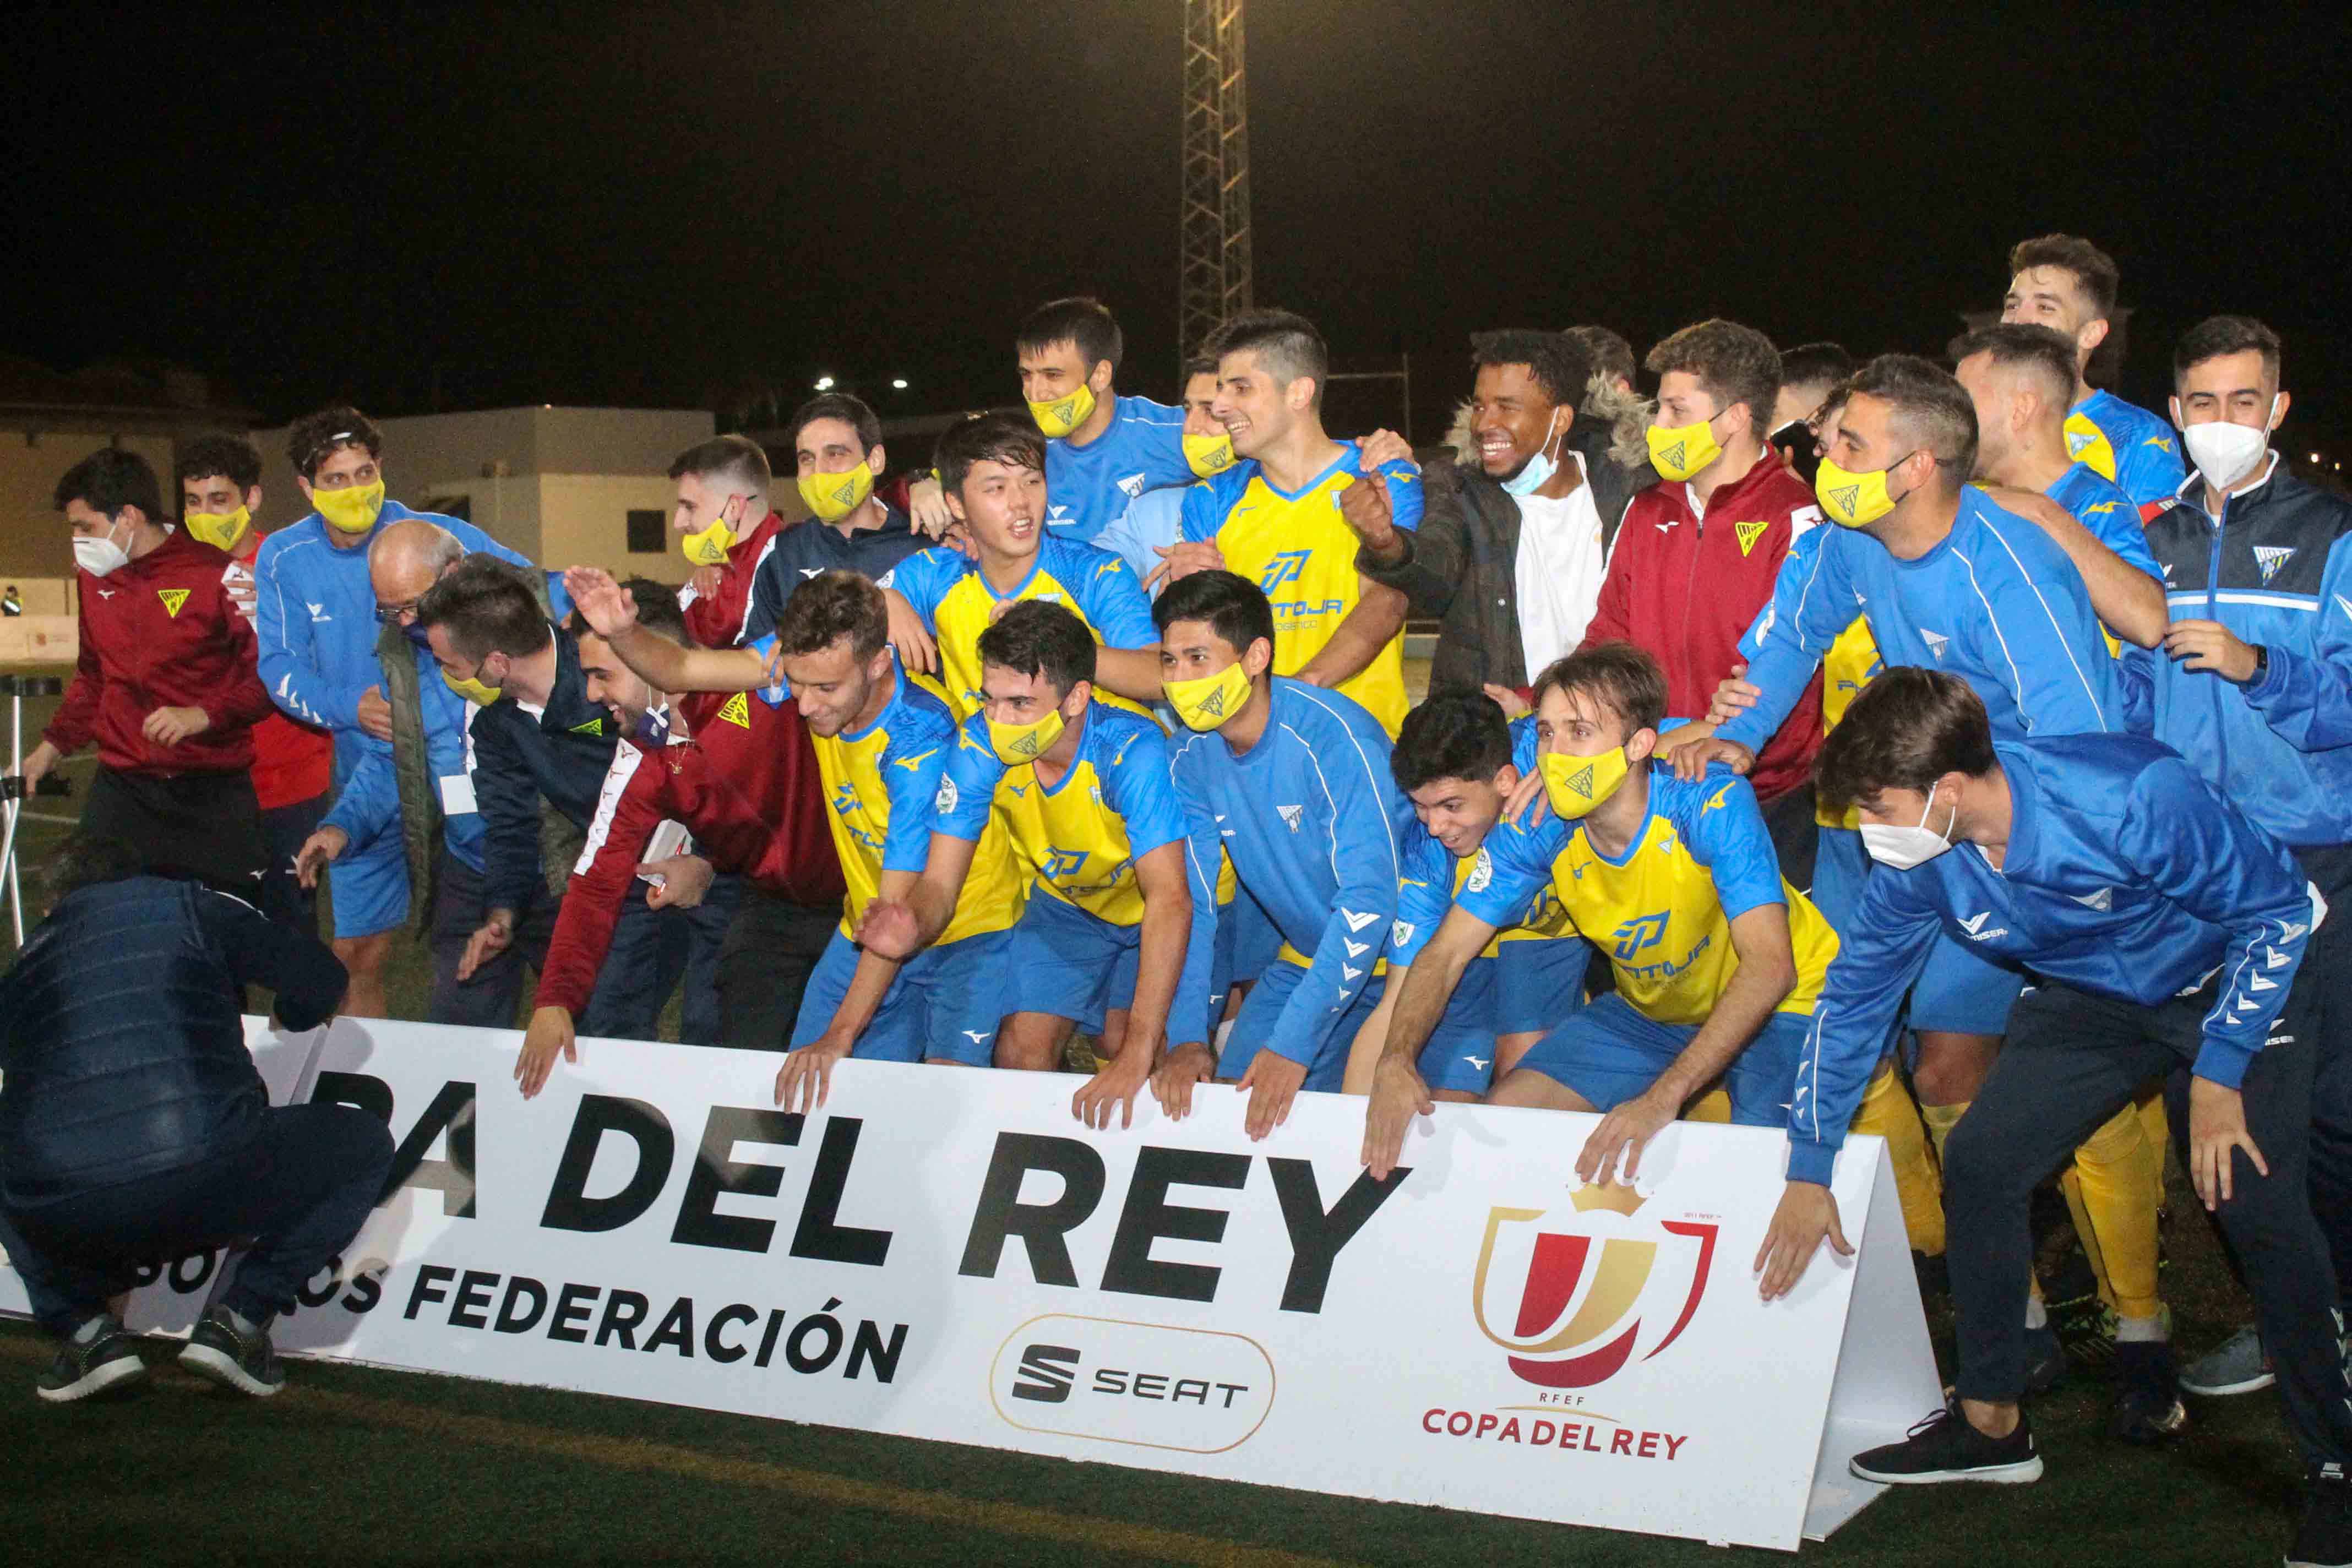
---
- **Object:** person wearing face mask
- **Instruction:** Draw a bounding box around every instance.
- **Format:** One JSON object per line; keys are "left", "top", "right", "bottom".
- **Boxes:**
{"left": 252, "top": 406, "right": 541, "bottom": 1016}
{"left": 854, "top": 602, "right": 1209, "bottom": 1126}
{"left": 1092, "top": 360, "right": 1229, "bottom": 589}
{"left": 668, "top": 433, "right": 790, "bottom": 650}
{"left": 175, "top": 435, "right": 335, "bottom": 936}
{"left": 22, "top": 450, "right": 277, "bottom": 905}
{"left": 1347, "top": 330, "right": 1641, "bottom": 709}
{"left": 413, "top": 557, "right": 707, "bottom": 1044}
{"left": 1758, "top": 671, "right": 2352, "bottom": 1565}
{"left": 1150, "top": 570, "right": 1417, "bottom": 1142}
{"left": 1016, "top": 297, "right": 1217, "bottom": 547}
{"left": 1360, "top": 644, "right": 1839, "bottom": 1185}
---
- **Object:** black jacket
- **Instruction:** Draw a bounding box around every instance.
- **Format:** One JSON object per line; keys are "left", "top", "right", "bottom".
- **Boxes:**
{"left": 0, "top": 876, "right": 346, "bottom": 1207}
{"left": 1358, "top": 420, "right": 1643, "bottom": 696}
{"left": 470, "top": 625, "right": 623, "bottom": 914}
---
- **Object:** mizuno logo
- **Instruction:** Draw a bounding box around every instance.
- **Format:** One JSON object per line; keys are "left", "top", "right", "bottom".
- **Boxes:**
{"left": 1465, "top": 1056, "right": 1489, "bottom": 1072}
{"left": 1277, "top": 804, "right": 1304, "bottom": 831}
{"left": 94, "top": 587, "right": 115, "bottom": 599}
{"left": 1341, "top": 908, "right": 1380, "bottom": 932}
{"left": 892, "top": 749, "right": 938, "bottom": 771}
{"left": 962, "top": 1029, "right": 993, "bottom": 1043}
{"left": 801, "top": 568, "right": 822, "bottom": 579}
{"left": 2145, "top": 435, "right": 2174, "bottom": 452}
{"left": 2255, "top": 545, "right": 2296, "bottom": 585}
{"left": 2083, "top": 501, "right": 2118, "bottom": 516}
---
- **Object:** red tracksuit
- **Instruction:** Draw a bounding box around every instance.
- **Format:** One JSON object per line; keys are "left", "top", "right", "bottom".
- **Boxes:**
{"left": 679, "top": 511, "right": 787, "bottom": 649}
{"left": 1581, "top": 453, "right": 1826, "bottom": 801}
{"left": 226, "top": 531, "right": 334, "bottom": 809}
{"left": 46, "top": 531, "right": 277, "bottom": 775}
{"left": 535, "top": 688, "right": 843, "bottom": 1015}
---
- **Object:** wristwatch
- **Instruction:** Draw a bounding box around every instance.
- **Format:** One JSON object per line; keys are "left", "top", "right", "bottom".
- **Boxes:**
{"left": 2250, "top": 644, "right": 2269, "bottom": 680}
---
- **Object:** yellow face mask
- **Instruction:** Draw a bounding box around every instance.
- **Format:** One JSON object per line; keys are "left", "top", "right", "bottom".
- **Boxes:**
{"left": 314, "top": 478, "right": 385, "bottom": 535}
{"left": 184, "top": 505, "right": 251, "bottom": 553}
{"left": 988, "top": 705, "right": 1068, "bottom": 765}
{"left": 1814, "top": 453, "right": 1917, "bottom": 529}
{"left": 1028, "top": 383, "right": 1098, "bottom": 439}
{"left": 441, "top": 666, "right": 503, "bottom": 706}
{"left": 1183, "top": 429, "right": 1235, "bottom": 477}
{"left": 798, "top": 462, "right": 874, "bottom": 522}
{"left": 1164, "top": 661, "right": 1253, "bottom": 732}
{"left": 1539, "top": 747, "right": 1632, "bottom": 820}
{"left": 1645, "top": 412, "right": 1725, "bottom": 483}
{"left": 679, "top": 502, "right": 738, "bottom": 567}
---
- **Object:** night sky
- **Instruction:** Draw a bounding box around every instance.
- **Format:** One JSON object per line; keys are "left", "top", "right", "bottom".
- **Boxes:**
{"left": 13, "top": 3, "right": 2348, "bottom": 452}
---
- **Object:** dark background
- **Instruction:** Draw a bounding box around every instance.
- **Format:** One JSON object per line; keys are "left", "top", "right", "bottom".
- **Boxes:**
{"left": 10, "top": 2, "right": 2346, "bottom": 458}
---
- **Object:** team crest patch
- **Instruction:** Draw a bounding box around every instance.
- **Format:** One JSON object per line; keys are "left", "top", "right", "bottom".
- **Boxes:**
{"left": 156, "top": 587, "right": 190, "bottom": 617}
{"left": 569, "top": 717, "right": 605, "bottom": 736}
{"left": 1825, "top": 482, "right": 1860, "bottom": 517}
{"left": 2255, "top": 545, "right": 2296, "bottom": 585}
{"left": 716, "top": 692, "right": 752, "bottom": 728}
{"left": 1467, "top": 847, "right": 1494, "bottom": 892}
{"left": 1733, "top": 519, "right": 1770, "bottom": 557}
{"left": 935, "top": 776, "right": 959, "bottom": 814}
{"left": 1563, "top": 764, "right": 1595, "bottom": 799}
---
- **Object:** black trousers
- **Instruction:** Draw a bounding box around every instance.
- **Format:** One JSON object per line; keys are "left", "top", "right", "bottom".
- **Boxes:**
{"left": 259, "top": 791, "right": 329, "bottom": 935}
{"left": 1942, "top": 979, "right": 2352, "bottom": 1466}
{"left": 81, "top": 766, "right": 268, "bottom": 903}
{"left": 715, "top": 886, "right": 837, "bottom": 1052}
{"left": 1, "top": 1105, "right": 393, "bottom": 1336}
{"left": 426, "top": 853, "right": 563, "bottom": 1030}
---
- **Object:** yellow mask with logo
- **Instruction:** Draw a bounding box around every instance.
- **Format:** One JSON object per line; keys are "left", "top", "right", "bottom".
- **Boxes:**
{"left": 1164, "top": 661, "right": 1253, "bottom": 732}
{"left": 1814, "top": 453, "right": 1915, "bottom": 528}
{"left": 442, "top": 667, "right": 503, "bottom": 706}
{"left": 679, "top": 502, "right": 738, "bottom": 566}
{"left": 1028, "top": 383, "right": 1098, "bottom": 439}
{"left": 1645, "top": 413, "right": 1724, "bottom": 483}
{"left": 1539, "top": 747, "right": 1631, "bottom": 820}
{"left": 988, "top": 706, "right": 1068, "bottom": 765}
{"left": 798, "top": 462, "right": 875, "bottom": 522}
{"left": 1183, "top": 430, "right": 1236, "bottom": 477}
{"left": 314, "top": 478, "right": 385, "bottom": 535}
{"left": 184, "top": 505, "right": 251, "bottom": 553}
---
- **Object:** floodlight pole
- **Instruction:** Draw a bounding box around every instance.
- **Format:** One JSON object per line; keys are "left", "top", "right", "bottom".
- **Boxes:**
{"left": 1179, "top": 0, "right": 1253, "bottom": 372}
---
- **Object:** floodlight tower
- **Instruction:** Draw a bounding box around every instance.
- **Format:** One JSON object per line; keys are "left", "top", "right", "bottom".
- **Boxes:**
{"left": 1178, "top": 0, "right": 1252, "bottom": 373}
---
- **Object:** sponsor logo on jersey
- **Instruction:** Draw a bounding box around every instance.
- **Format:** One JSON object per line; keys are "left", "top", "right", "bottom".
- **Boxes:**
{"left": 1610, "top": 911, "right": 1670, "bottom": 960}
{"left": 156, "top": 587, "right": 190, "bottom": 617}
{"left": 1258, "top": 550, "right": 1311, "bottom": 594}
{"left": 1043, "top": 847, "right": 1089, "bottom": 880}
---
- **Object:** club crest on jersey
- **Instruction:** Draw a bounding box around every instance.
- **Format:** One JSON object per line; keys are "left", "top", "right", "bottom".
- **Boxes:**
{"left": 934, "top": 776, "right": 959, "bottom": 814}
{"left": 569, "top": 717, "right": 604, "bottom": 736}
{"left": 1277, "top": 804, "right": 1304, "bottom": 832}
{"left": 156, "top": 587, "right": 190, "bottom": 617}
{"left": 715, "top": 692, "right": 752, "bottom": 728}
{"left": 1117, "top": 471, "right": 1147, "bottom": 499}
{"left": 1732, "top": 519, "right": 1770, "bottom": 557}
{"left": 2066, "top": 427, "right": 2095, "bottom": 459}
{"left": 1259, "top": 549, "right": 1311, "bottom": 594}
{"left": 1919, "top": 629, "right": 1949, "bottom": 661}
{"left": 1466, "top": 847, "right": 1494, "bottom": 892}
{"left": 2255, "top": 545, "right": 2296, "bottom": 585}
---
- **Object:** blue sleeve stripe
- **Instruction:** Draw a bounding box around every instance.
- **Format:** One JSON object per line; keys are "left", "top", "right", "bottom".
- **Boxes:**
{"left": 2171, "top": 590, "right": 2318, "bottom": 613}
{"left": 1970, "top": 515, "right": 2113, "bottom": 732}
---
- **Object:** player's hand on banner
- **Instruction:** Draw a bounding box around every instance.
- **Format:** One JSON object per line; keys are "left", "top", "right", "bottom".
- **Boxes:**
{"left": 1360, "top": 1053, "right": 1435, "bottom": 1181}
{"left": 1705, "top": 664, "right": 1760, "bottom": 725}
{"left": 1072, "top": 1042, "right": 1155, "bottom": 1130}
{"left": 1151, "top": 1041, "right": 1216, "bottom": 1121}
{"left": 854, "top": 897, "right": 922, "bottom": 960}
{"left": 1144, "top": 539, "right": 1225, "bottom": 593}
{"left": 563, "top": 567, "right": 639, "bottom": 638}
{"left": 142, "top": 704, "right": 211, "bottom": 745}
{"left": 1575, "top": 1086, "right": 1677, "bottom": 1185}
{"left": 641, "top": 854, "right": 713, "bottom": 909}
{"left": 356, "top": 685, "right": 395, "bottom": 742}
{"left": 1754, "top": 1180, "right": 1851, "bottom": 1300}
{"left": 1354, "top": 428, "right": 1415, "bottom": 472}
{"left": 883, "top": 589, "right": 938, "bottom": 673}
{"left": 1481, "top": 683, "right": 1530, "bottom": 721}
{"left": 1238, "top": 1048, "right": 1308, "bottom": 1141}
{"left": 295, "top": 825, "right": 349, "bottom": 889}
{"left": 2188, "top": 1075, "right": 2267, "bottom": 1210}
{"left": 515, "top": 1005, "right": 577, "bottom": 1099}
{"left": 775, "top": 1033, "right": 851, "bottom": 1114}
{"left": 2164, "top": 620, "right": 2262, "bottom": 684}
{"left": 1669, "top": 736, "right": 1754, "bottom": 783}
{"left": 458, "top": 908, "right": 515, "bottom": 981}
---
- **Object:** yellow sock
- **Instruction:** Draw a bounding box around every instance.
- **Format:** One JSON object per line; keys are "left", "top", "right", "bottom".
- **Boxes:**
{"left": 1919, "top": 1099, "right": 1968, "bottom": 1168}
{"left": 1851, "top": 1061, "right": 1945, "bottom": 1255}
{"left": 1684, "top": 1085, "right": 1732, "bottom": 1124}
{"left": 2136, "top": 1087, "right": 2171, "bottom": 1200}
{"left": 2065, "top": 1101, "right": 2165, "bottom": 1321}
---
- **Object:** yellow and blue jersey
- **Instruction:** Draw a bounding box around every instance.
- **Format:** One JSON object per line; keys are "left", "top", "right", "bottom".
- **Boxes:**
{"left": 1391, "top": 822, "right": 1576, "bottom": 965}
{"left": 1046, "top": 393, "right": 1196, "bottom": 546}
{"left": 934, "top": 702, "right": 1185, "bottom": 928}
{"left": 2065, "top": 389, "right": 2187, "bottom": 511}
{"left": 1815, "top": 618, "right": 1882, "bottom": 829}
{"left": 1459, "top": 763, "right": 1839, "bottom": 1025}
{"left": 887, "top": 535, "right": 1158, "bottom": 722}
{"left": 1179, "top": 446, "right": 1424, "bottom": 736}
{"left": 794, "top": 660, "right": 1024, "bottom": 944}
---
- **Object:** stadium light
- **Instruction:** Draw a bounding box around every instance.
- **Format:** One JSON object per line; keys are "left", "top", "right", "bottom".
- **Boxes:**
{"left": 815, "top": 374, "right": 836, "bottom": 391}
{"left": 892, "top": 378, "right": 909, "bottom": 390}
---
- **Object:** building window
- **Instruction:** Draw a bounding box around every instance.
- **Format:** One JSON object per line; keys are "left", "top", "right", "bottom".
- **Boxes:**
{"left": 625, "top": 509, "right": 666, "bottom": 554}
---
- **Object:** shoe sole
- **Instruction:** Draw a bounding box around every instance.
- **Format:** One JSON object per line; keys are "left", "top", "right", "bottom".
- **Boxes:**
{"left": 37, "top": 1354, "right": 148, "bottom": 1404}
{"left": 1850, "top": 1454, "right": 2045, "bottom": 1486}
{"left": 177, "top": 1341, "right": 284, "bottom": 1398}
{"left": 2182, "top": 1373, "right": 2275, "bottom": 1397}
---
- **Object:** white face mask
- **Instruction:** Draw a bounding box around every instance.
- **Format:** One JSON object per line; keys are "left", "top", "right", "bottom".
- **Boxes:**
{"left": 1860, "top": 788, "right": 1957, "bottom": 871}
{"left": 2181, "top": 395, "right": 2278, "bottom": 493}
{"left": 74, "top": 518, "right": 131, "bottom": 579}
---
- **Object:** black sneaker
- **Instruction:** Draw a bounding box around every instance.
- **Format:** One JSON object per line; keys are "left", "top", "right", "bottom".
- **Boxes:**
{"left": 178, "top": 1305, "right": 285, "bottom": 1397}
{"left": 1850, "top": 1400, "right": 2044, "bottom": 1485}
{"left": 2290, "top": 1463, "right": 2352, "bottom": 1568}
{"left": 2108, "top": 1340, "right": 2187, "bottom": 1443}
{"left": 36, "top": 1314, "right": 146, "bottom": 1403}
{"left": 2052, "top": 1295, "right": 2120, "bottom": 1374}
{"left": 2022, "top": 1324, "right": 2068, "bottom": 1396}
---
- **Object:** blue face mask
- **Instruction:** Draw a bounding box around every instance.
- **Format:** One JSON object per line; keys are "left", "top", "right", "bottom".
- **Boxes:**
{"left": 1499, "top": 411, "right": 1566, "bottom": 497}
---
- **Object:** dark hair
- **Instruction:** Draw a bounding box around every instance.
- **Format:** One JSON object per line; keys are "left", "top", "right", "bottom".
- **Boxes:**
{"left": 1847, "top": 353, "right": 1978, "bottom": 478}
{"left": 785, "top": 394, "right": 881, "bottom": 459}
{"left": 1777, "top": 342, "right": 1855, "bottom": 395}
{"left": 934, "top": 411, "right": 1046, "bottom": 497}
{"left": 667, "top": 433, "right": 771, "bottom": 492}
{"left": 1470, "top": 329, "right": 1592, "bottom": 410}
{"left": 2174, "top": 314, "right": 2283, "bottom": 391}
{"left": 1564, "top": 325, "right": 1637, "bottom": 389}
{"left": 977, "top": 599, "right": 1098, "bottom": 700}
{"left": 1182, "top": 355, "right": 1219, "bottom": 384}
{"left": 571, "top": 577, "right": 686, "bottom": 647}
{"left": 2008, "top": 233, "right": 2120, "bottom": 320}
{"left": 1647, "top": 319, "right": 1781, "bottom": 442}
{"left": 53, "top": 447, "right": 164, "bottom": 521}
{"left": 1815, "top": 667, "right": 1997, "bottom": 812}
{"left": 1151, "top": 569, "right": 1276, "bottom": 658}
{"left": 1392, "top": 690, "right": 1513, "bottom": 795}
{"left": 1531, "top": 642, "right": 1668, "bottom": 736}
{"left": 1206, "top": 308, "right": 1329, "bottom": 408}
{"left": 287, "top": 405, "right": 383, "bottom": 480}
{"left": 1017, "top": 297, "right": 1124, "bottom": 375}
{"left": 45, "top": 834, "right": 144, "bottom": 899}
{"left": 413, "top": 554, "right": 551, "bottom": 662}
{"left": 775, "top": 569, "right": 888, "bottom": 661}
{"left": 1952, "top": 322, "right": 2079, "bottom": 416}
{"left": 176, "top": 433, "right": 263, "bottom": 493}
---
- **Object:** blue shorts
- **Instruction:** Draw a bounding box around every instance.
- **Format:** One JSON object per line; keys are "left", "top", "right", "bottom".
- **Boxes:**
{"left": 1912, "top": 929, "right": 2026, "bottom": 1037}
{"left": 1418, "top": 955, "right": 1500, "bottom": 1095}
{"left": 790, "top": 926, "right": 1016, "bottom": 1064}
{"left": 1512, "top": 991, "right": 1809, "bottom": 1125}
{"left": 1005, "top": 893, "right": 1139, "bottom": 1033}
{"left": 1491, "top": 936, "right": 1591, "bottom": 1038}
{"left": 326, "top": 831, "right": 409, "bottom": 940}
{"left": 1217, "top": 959, "right": 1386, "bottom": 1091}
{"left": 1809, "top": 824, "right": 1868, "bottom": 937}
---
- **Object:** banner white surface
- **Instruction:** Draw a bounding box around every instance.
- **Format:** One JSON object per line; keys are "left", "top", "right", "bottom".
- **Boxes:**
{"left": 1, "top": 1017, "right": 1940, "bottom": 1552}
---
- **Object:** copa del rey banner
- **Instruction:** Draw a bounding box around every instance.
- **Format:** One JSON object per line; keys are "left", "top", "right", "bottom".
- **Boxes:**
{"left": 1, "top": 1019, "right": 1940, "bottom": 1553}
